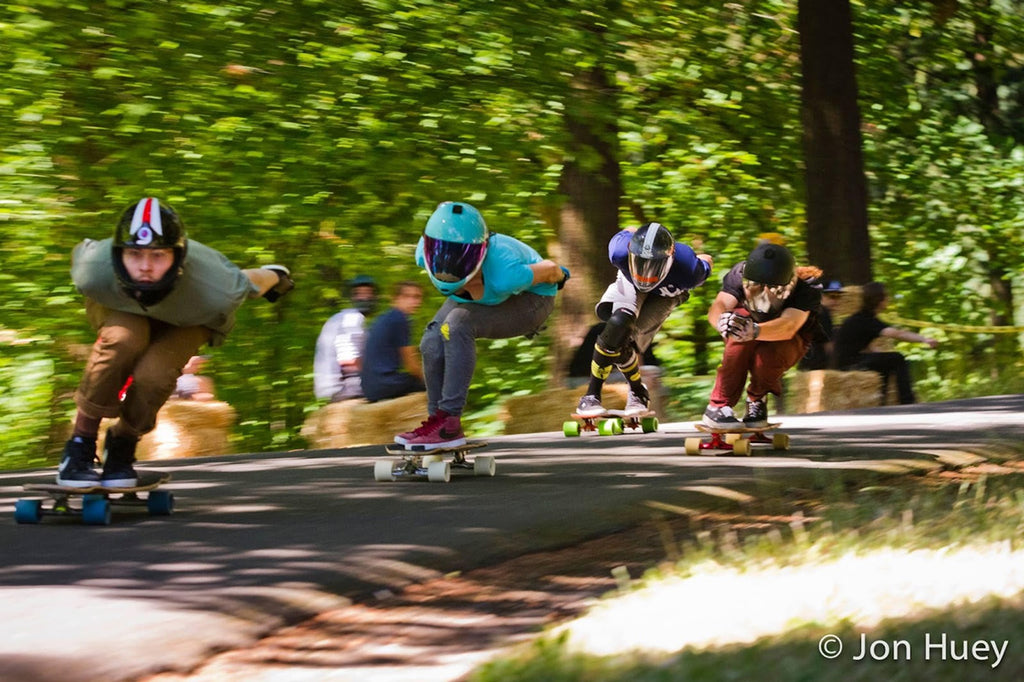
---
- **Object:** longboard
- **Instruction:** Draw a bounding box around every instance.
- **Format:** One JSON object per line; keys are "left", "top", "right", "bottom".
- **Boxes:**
{"left": 563, "top": 409, "right": 659, "bottom": 437}
{"left": 685, "top": 423, "right": 789, "bottom": 456}
{"left": 16, "top": 471, "right": 173, "bottom": 525}
{"left": 376, "top": 441, "right": 494, "bottom": 482}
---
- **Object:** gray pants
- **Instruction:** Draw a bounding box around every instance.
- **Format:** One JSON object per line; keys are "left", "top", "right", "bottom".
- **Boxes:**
{"left": 421, "top": 292, "right": 555, "bottom": 416}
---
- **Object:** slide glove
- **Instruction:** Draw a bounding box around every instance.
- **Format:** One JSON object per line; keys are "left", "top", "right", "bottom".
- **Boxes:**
{"left": 558, "top": 266, "right": 571, "bottom": 290}
{"left": 261, "top": 265, "right": 295, "bottom": 302}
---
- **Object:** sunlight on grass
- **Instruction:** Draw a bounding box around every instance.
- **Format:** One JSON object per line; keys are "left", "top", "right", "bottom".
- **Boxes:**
{"left": 559, "top": 543, "right": 1024, "bottom": 656}
{"left": 472, "top": 471, "right": 1024, "bottom": 681}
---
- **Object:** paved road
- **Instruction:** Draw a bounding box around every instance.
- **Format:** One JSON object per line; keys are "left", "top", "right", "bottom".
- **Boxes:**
{"left": 1, "top": 395, "right": 1022, "bottom": 682}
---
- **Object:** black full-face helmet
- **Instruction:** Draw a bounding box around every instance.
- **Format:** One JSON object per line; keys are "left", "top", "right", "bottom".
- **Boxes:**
{"left": 742, "top": 242, "right": 796, "bottom": 313}
{"left": 627, "top": 222, "right": 675, "bottom": 292}
{"left": 112, "top": 197, "right": 188, "bottom": 305}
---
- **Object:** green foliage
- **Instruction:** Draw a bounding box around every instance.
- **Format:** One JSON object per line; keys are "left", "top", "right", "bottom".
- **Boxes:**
{"left": 2, "top": 1, "right": 1024, "bottom": 465}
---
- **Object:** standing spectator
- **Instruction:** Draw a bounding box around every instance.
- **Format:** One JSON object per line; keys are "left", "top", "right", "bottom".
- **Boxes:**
{"left": 313, "top": 275, "right": 378, "bottom": 402}
{"left": 361, "top": 281, "right": 426, "bottom": 402}
{"left": 798, "top": 279, "right": 844, "bottom": 370}
{"left": 833, "top": 281, "right": 938, "bottom": 404}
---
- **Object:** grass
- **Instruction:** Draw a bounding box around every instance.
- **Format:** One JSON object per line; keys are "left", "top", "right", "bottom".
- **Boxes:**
{"left": 469, "top": 466, "right": 1024, "bottom": 682}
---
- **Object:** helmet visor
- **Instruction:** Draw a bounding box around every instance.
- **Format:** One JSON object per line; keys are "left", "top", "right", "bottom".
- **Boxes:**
{"left": 629, "top": 253, "right": 672, "bottom": 291}
{"left": 423, "top": 235, "right": 486, "bottom": 284}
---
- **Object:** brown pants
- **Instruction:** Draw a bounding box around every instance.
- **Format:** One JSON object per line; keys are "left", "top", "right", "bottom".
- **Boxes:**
{"left": 75, "top": 303, "right": 212, "bottom": 437}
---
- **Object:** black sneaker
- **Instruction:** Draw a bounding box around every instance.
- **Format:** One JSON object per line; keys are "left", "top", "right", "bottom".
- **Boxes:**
{"left": 101, "top": 434, "right": 139, "bottom": 488}
{"left": 702, "top": 405, "right": 740, "bottom": 428}
{"left": 56, "top": 436, "right": 100, "bottom": 487}
{"left": 743, "top": 398, "right": 769, "bottom": 428}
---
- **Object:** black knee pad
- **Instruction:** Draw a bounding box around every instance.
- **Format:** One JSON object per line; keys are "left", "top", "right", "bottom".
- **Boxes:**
{"left": 597, "top": 310, "right": 636, "bottom": 354}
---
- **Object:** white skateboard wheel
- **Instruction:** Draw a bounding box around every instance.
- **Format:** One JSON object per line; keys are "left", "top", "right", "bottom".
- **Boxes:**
{"left": 427, "top": 460, "right": 451, "bottom": 482}
{"left": 374, "top": 460, "right": 397, "bottom": 482}
{"left": 473, "top": 455, "right": 496, "bottom": 477}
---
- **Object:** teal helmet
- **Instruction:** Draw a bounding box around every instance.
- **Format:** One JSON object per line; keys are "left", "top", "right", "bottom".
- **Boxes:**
{"left": 422, "top": 201, "right": 490, "bottom": 295}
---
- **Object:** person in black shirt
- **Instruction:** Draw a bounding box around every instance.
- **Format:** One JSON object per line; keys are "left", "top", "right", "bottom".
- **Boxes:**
{"left": 703, "top": 243, "right": 822, "bottom": 429}
{"left": 798, "top": 279, "right": 844, "bottom": 370}
{"left": 833, "top": 282, "right": 938, "bottom": 404}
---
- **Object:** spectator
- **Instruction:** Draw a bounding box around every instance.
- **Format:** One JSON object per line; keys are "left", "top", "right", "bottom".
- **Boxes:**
{"left": 313, "top": 274, "right": 378, "bottom": 402}
{"left": 833, "top": 281, "right": 938, "bottom": 404}
{"left": 173, "top": 354, "right": 216, "bottom": 401}
{"left": 361, "top": 281, "right": 426, "bottom": 402}
{"left": 798, "top": 279, "right": 844, "bottom": 370}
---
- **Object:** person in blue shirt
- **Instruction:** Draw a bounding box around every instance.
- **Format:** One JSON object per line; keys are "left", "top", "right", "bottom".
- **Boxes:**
{"left": 576, "top": 222, "right": 713, "bottom": 416}
{"left": 394, "top": 201, "right": 570, "bottom": 449}
{"left": 361, "top": 280, "right": 426, "bottom": 402}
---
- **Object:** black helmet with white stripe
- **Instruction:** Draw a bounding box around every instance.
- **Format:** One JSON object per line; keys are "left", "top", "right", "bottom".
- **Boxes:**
{"left": 112, "top": 197, "right": 188, "bottom": 305}
{"left": 627, "top": 222, "right": 675, "bottom": 292}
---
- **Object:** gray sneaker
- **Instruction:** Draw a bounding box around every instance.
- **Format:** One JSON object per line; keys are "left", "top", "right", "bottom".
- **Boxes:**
{"left": 624, "top": 390, "right": 649, "bottom": 415}
{"left": 702, "top": 405, "right": 740, "bottom": 428}
{"left": 743, "top": 398, "right": 769, "bottom": 428}
{"left": 576, "top": 394, "right": 606, "bottom": 417}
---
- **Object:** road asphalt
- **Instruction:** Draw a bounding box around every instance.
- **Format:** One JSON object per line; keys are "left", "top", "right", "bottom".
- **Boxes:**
{"left": 1, "top": 395, "right": 1022, "bottom": 682}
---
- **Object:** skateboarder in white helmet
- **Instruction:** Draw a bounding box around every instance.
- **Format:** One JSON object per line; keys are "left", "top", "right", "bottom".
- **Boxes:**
{"left": 58, "top": 197, "right": 294, "bottom": 488}
{"left": 703, "top": 241, "right": 821, "bottom": 429}
{"left": 575, "top": 222, "right": 713, "bottom": 417}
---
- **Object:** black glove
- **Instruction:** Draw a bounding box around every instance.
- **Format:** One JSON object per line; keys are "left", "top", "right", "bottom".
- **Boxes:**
{"left": 557, "top": 266, "right": 571, "bottom": 290}
{"left": 261, "top": 265, "right": 294, "bottom": 302}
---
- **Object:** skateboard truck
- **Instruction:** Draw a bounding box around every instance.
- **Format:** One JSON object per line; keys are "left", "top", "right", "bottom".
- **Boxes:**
{"left": 375, "top": 442, "right": 495, "bottom": 482}
{"left": 685, "top": 423, "right": 790, "bottom": 456}
{"left": 563, "top": 410, "right": 659, "bottom": 437}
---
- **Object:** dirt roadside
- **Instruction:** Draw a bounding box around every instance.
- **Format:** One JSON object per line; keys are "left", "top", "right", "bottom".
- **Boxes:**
{"left": 138, "top": 510, "right": 716, "bottom": 682}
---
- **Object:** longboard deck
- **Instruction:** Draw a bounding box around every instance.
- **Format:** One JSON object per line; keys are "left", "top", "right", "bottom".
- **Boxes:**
{"left": 565, "top": 410, "right": 659, "bottom": 436}
{"left": 687, "top": 424, "right": 789, "bottom": 456}
{"left": 384, "top": 441, "right": 488, "bottom": 456}
{"left": 16, "top": 471, "right": 174, "bottom": 525}
{"left": 24, "top": 471, "right": 170, "bottom": 495}
{"left": 694, "top": 422, "right": 781, "bottom": 435}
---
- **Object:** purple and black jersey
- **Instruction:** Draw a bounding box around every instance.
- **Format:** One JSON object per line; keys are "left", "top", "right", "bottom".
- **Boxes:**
{"left": 608, "top": 230, "right": 710, "bottom": 297}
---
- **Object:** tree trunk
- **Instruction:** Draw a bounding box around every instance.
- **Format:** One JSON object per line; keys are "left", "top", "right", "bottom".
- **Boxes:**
{"left": 798, "top": 0, "right": 873, "bottom": 285}
{"left": 550, "top": 67, "right": 623, "bottom": 386}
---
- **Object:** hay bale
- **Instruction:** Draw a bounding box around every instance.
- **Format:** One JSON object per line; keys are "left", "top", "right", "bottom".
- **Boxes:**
{"left": 99, "top": 400, "right": 237, "bottom": 460}
{"left": 786, "top": 369, "right": 882, "bottom": 414}
{"left": 301, "top": 392, "right": 428, "bottom": 449}
{"left": 502, "top": 384, "right": 636, "bottom": 435}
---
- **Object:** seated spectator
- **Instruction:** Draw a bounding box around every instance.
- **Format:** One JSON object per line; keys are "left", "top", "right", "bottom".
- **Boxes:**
{"left": 833, "top": 281, "right": 938, "bottom": 404}
{"left": 173, "top": 355, "right": 216, "bottom": 401}
{"left": 361, "top": 281, "right": 426, "bottom": 402}
{"left": 798, "top": 279, "right": 844, "bottom": 370}
{"left": 313, "top": 275, "right": 378, "bottom": 402}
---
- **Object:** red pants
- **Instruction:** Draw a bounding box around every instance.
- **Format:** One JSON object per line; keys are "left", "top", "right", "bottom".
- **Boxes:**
{"left": 709, "top": 334, "right": 808, "bottom": 408}
{"left": 75, "top": 303, "right": 212, "bottom": 437}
